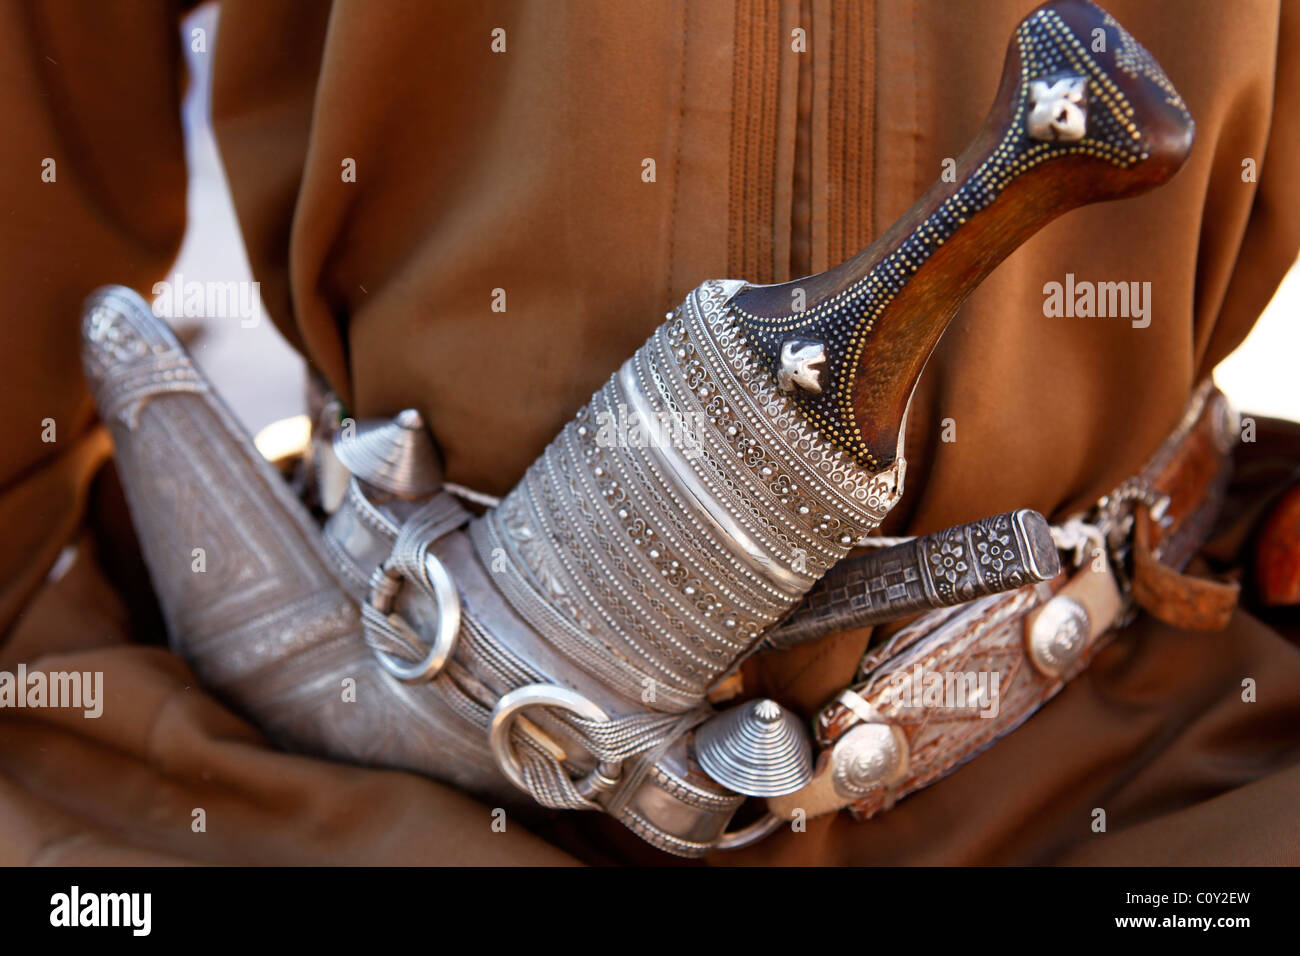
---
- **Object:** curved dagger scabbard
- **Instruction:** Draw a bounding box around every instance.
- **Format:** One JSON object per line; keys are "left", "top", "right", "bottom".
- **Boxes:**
{"left": 79, "top": 287, "right": 511, "bottom": 798}
{"left": 81, "top": 0, "right": 1194, "bottom": 857}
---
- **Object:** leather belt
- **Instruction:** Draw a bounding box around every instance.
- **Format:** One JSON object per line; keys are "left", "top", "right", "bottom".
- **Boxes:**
{"left": 768, "top": 380, "right": 1238, "bottom": 824}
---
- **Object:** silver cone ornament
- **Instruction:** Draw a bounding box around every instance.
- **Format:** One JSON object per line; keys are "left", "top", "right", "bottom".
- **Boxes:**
{"left": 693, "top": 699, "right": 814, "bottom": 797}
{"left": 332, "top": 408, "right": 442, "bottom": 498}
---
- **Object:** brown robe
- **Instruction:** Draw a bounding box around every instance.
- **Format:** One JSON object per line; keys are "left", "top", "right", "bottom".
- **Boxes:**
{"left": 1, "top": 0, "right": 1297, "bottom": 865}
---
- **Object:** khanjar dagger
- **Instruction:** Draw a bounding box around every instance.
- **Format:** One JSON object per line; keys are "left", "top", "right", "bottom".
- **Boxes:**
{"left": 80, "top": 0, "right": 1193, "bottom": 856}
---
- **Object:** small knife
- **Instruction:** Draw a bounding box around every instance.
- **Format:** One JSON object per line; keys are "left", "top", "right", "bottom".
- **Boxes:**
{"left": 763, "top": 509, "right": 1061, "bottom": 650}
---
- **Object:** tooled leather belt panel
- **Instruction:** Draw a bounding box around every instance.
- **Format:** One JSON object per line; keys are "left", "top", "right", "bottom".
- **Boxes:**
{"left": 802, "top": 383, "right": 1237, "bottom": 822}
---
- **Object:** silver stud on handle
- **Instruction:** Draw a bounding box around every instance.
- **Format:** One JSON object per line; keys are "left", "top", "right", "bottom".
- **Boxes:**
{"left": 777, "top": 339, "right": 827, "bottom": 394}
{"left": 1027, "top": 74, "right": 1087, "bottom": 142}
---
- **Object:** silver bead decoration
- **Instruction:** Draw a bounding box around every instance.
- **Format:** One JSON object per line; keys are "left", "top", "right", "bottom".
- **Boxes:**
{"left": 1026, "top": 595, "right": 1090, "bottom": 677}
{"left": 694, "top": 698, "right": 813, "bottom": 797}
{"left": 333, "top": 408, "right": 442, "bottom": 498}
{"left": 830, "top": 722, "right": 909, "bottom": 798}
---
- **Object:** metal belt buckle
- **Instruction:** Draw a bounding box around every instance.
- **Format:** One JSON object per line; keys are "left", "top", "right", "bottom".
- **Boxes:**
{"left": 1092, "top": 477, "right": 1171, "bottom": 624}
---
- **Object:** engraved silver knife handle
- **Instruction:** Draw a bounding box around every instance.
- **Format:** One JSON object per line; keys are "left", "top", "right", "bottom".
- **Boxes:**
{"left": 762, "top": 510, "right": 1061, "bottom": 650}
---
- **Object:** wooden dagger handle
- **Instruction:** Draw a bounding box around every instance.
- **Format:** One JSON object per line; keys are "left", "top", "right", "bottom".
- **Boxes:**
{"left": 731, "top": 0, "right": 1194, "bottom": 471}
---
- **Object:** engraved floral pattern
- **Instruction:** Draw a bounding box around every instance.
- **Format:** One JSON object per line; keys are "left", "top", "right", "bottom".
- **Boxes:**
{"left": 977, "top": 531, "right": 1011, "bottom": 573}
{"left": 929, "top": 538, "right": 969, "bottom": 585}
